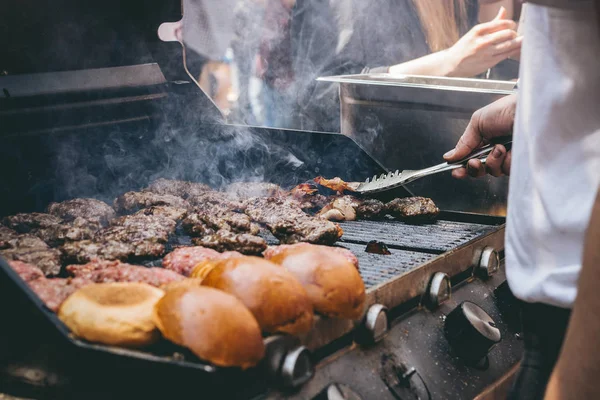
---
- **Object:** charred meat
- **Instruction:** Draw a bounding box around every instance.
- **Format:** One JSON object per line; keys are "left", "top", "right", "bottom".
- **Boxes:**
{"left": 318, "top": 196, "right": 385, "bottom": 221}
{"left": 3, "top": 213, "right": 102, "bottom": 246}
{"left": 365, "top": 240, "right": 392, "bottom": 255}
{"left": 245, "top": 197, "right": 343, "bottom": 245}
{"left": 131, "top": 205, "right": 188, "bottom": 222}
{"left": 113, "top": 191, "right": 190, "bottom": 214}
{"left": 288, "top": 183, "right": 330, "bottom": 211}
{"left": 313, "top": 176, "right": 359, "bottom": 193}
{"left": 385, "top": 197, "right": 440, "bottom": 220}
{"left": 3, "top": 213, "right": 62, "bottom": 233}
{"left": 192, "top": 230, "right": 267, "bottom": 255}
{"left": 0, "top": 235, "right": 62, "bottom": 276}
{"left": 186, "top": 191, "right": 246, "bottom": 210}
{"left": 162, "top": 246, "right": 243, "bottom": 276}
{"left": 61, "top": 240, "right": 165, "bottom": 264}
{"left": 183, "top": 205, "right": 258, "bottom": 236}
{"left": 145, "top": 178, "right": 211, "bottom": 199}
{"left": 47, "top": 198, "right": 116, "bottom": 225}
{"left": 0, "top": 226, "right": 19, "bottom": 249}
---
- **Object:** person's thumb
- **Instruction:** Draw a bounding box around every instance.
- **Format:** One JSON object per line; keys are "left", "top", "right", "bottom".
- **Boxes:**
{"left": 494, "top": 6, "right": 507, "bottom": 21}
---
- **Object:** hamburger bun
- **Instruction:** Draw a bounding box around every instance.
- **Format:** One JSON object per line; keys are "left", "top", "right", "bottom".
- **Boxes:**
{"left": 153, "top": 286, "right": 264, "bottom": 369}
{"left": 160, "top": 278, "right": 204, "bottom": 292}
{"left": 58, "top": 282, "right": 164, "bottom": 347}
{"left": 190, "top": 257, "right": 313, "bottom": 335}
{"left": 268, "top": 246, "right": 366, "bottom": 320}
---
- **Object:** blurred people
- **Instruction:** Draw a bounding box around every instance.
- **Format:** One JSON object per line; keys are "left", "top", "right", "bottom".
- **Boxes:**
{"left": 443, "top": 1, "right": 600, "bottom": 398}
{"left": 256, "top": 0, "right": 297, "bottom": 128}
{"left": 231, "top": 0, "right": 267, "bottom": 125}
{"left": 291, "top": 0, "right": 520, "bottom": 132}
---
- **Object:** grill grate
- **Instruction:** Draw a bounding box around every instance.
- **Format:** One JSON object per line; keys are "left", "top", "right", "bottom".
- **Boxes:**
{"left": 336, "top": 242, "right": 436, "bottom": 289}
{"left": 337, "top": 219, "right": 496, "bottom": 253}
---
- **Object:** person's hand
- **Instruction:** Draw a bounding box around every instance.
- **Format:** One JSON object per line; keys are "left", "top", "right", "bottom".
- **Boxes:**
{"left": 447, "top": 7, "right": 522, "bottom": 77}
{"left": 443, "top": 93, "right": 517, "bottom": 178}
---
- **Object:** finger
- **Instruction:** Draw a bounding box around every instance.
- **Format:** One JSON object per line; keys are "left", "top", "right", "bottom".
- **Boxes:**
{"left": 493, "top": 6, "right": 508, "bottom": 21}
{"left": 485, "top": 145, "right": 507, "bottom": 177}
{"left": 485, "top": 29, "right": 517, "bottom": 46}
{"left": 475, "top": 19, "right": 518, "bottom": 35}
{"left": 452, "top": 167, "right": 468, "bottom": 179}
{"left": 443, "top": 114, "right": 484, "bottom": 161}
{"left": 467, "top": 159, "right": 486, "bottom": 178}
{"left": 493, "top": 36, "right": 523, "bottom": 56}
{"left": 502, "top": 151, "right": 512, "bottom": 176}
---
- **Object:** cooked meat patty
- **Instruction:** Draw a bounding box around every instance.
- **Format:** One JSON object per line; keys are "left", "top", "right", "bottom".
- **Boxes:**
{"left": 113, "top": 191, "right": 190, "bottom": 214}
{"left": 60, "top": 240, "right": 166, "bottom": 264}
{"left": 245, "top": 197, "right": 343, "bottom": 245}
{"left": 0, "top": 226, "right": 19, "bottom": 249}
{"left": 318, "top": 196, "right": 384, "bottom": 221}
{"left": 385, "top": 197, "right": 440, "bottom": 220}
{"left": 162, "top": 246, "right": 243, "bottom": 276}
{"left": 0, "top": 235, "right": 62, "bottom": 276}
{"left": 7, "top": 260, "right": 45, "bottom": 282}
{"left": 192, "top": 230, "right": 267, "bottom": 255}
{"left": 145, "top": 178, "right": 211, "bottom": 199}
{"left": 47, "top": 198, "right": 116, "bottom": 225}
{"left": 264, "top": 243, "right": 359, "bottom": 269}
{"left": 68, "top": 260, "right": 184, "bottom": 287}
{"left": 288, "top": 183, "right": 330, "bottom": 211}
{"left": 225, "top": 182, "right": 282, "bottom": 199}
{"left": 186, "top": 191, "right": 245, "bottom": 210}
{"left": 3, "top": 213, "right": 62, "bottom": 233}
{"left": 132, "top": 206, "right": 187, "bottom": 222}
{"left": 183, "top": 205, "right": 258, "bottom": 237}
{"left": 104, "top": 214, "right": 177, "bottom": 243}
{"left": 27, "top": 277, "right": 93, "bottom": 312}
{"left": 2, "top": 213, "right": 101, "bottom": 247}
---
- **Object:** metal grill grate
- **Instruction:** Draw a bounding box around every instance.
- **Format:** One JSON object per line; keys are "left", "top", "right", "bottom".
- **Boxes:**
{"left": 336, "top": 242, "right": 436, "bottom": 289}
{"left": 337, "top": 219, "right": 496, "bottom": 253}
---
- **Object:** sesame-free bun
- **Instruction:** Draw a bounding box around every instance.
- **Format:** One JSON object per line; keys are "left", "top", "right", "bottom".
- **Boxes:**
{"left": 58, "top": 282, "right": 164, "bottom": 347}
{"left": 268, "top": 246, "right": 366, "bottom": 320}
{"left": 190, "top": 256, "right": 313, "bottom": 335}
{"left": 153, "top": 286, "right": 265, "bottom": 369}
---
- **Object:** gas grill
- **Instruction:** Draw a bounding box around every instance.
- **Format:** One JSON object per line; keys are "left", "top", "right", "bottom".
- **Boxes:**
{"left": 0, "top": 1, "right": 523, "bottom": 399}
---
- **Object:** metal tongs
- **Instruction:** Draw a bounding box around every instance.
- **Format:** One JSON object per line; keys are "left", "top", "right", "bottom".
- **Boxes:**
{"left": 353, "top": 137, "right": 513, "bottom": 194}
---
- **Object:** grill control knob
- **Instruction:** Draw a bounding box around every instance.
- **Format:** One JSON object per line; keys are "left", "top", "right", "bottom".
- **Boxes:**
{"left": 444, "top": 301, "right": 501, "bottom": 363}
{"left": 313, "top": 383, "right": 363, "bottom": 400}
{"left": 280, "top": 346, "right": 314, "bottom": 389}
{"left": 427, "top": 272, "right": 451, "bottom": 309}
{"left": 478, "top": 247, "right": 500, "bottom": 278}
{"left": 356, "top": 304, "right": 388, "bottom": 344}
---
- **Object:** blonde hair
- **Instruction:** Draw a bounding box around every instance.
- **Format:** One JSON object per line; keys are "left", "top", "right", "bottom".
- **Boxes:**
{"left": 411, "top": 0, "right": 469, "bottom": 52}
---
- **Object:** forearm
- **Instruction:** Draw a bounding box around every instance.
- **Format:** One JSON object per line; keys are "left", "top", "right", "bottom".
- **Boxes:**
{"left": 545, "top": 187, "right": 600, "bottom": 400}
{"left": 388, "top": 50, "right": 457, "bottom": 77}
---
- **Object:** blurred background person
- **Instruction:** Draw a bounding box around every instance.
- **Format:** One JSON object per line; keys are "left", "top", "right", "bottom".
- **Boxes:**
{"left": 291, "top": 0, "right": 521, "bottom": 132}
{"left": 255, "top": 0, "right": 297, "bottom": 128}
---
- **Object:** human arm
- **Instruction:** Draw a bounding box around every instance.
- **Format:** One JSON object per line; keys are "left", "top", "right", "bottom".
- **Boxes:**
{"left": 388, "top": 7, "right": 522, "bottom": 77}
{"left": 443, "top": 92, "right": 516, "bottom": 178}
{"left": 544, "top": 187, "right": 600, "bottom": 400}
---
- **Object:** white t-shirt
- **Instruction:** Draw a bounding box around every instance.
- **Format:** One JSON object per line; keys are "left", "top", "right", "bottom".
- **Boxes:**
{"left": 506, "top": 1, "right": 600, "bottom": 309}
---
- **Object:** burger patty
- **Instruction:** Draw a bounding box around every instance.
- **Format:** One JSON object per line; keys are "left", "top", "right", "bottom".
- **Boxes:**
{"left": 145, "top": 178, "right": 212, "bottom": 199}
{"left": 186, "top": 191, "right": 246, "bottom": 210}
{"left": 2, "top": 213, "right": 102, "bottom": 246}
{"left": 162, "top": 246, "right": 243, "bottom": 276}
{"left": 7, "top": 260, "right": 45, "bottom": 282}
{"left": 225, "top": 182, "right": 283, "bottom": 199}
{"left": 0, "top": 226, "right": 19, "bottom": 249}
{"left": 244, "top": 197, "right": 343, "bottom": 245}
{"left": 183, "top": 205, "right": 259, "bottom": 236}
{"left": 113, "top": 191, "right": 190, "bottom": 214}
{"left": 131, "top": 206, "right": 188, "bottom": 222}
{"left": 385, "top": 197, "right": 440, "bottom": 220}
{"left": 46, "top": 198, "right": 116, "bottom": 225}
{"left": 0, "top": 235, "right": 62, "bottom": 276}
{"left": 317, "top": 196, "right": 385, "bottom": 221}
{"left": 192, "top": 230, "right": 267, "bottom": 255}
{"left": 68, "top": 260, "right": 184, "bottom": 287}
{"left": 27, "top": 278, "right": 93, "bottom": 312}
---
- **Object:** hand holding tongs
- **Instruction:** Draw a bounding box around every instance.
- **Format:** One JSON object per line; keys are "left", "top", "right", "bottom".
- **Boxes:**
{"left": 353, "top": 137, "right": 513, "bottom": 194}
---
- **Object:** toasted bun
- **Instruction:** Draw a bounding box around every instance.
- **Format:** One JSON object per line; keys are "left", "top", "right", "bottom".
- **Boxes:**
{"left": 190, "top": 256, "right": 313, "bottom": 335}
{"left": 58, "top": 283, "right": 164, "bottom": 347}
{"left": 153, "top": 286, "right": 264, "bottom": 369}
{"left": 269, "top": 247, "right": 366, "bottom": 320}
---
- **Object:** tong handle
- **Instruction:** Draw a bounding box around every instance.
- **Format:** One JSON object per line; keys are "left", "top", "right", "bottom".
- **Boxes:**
{"left": 452, "top": 136, "right": 513, "bottom": 166}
